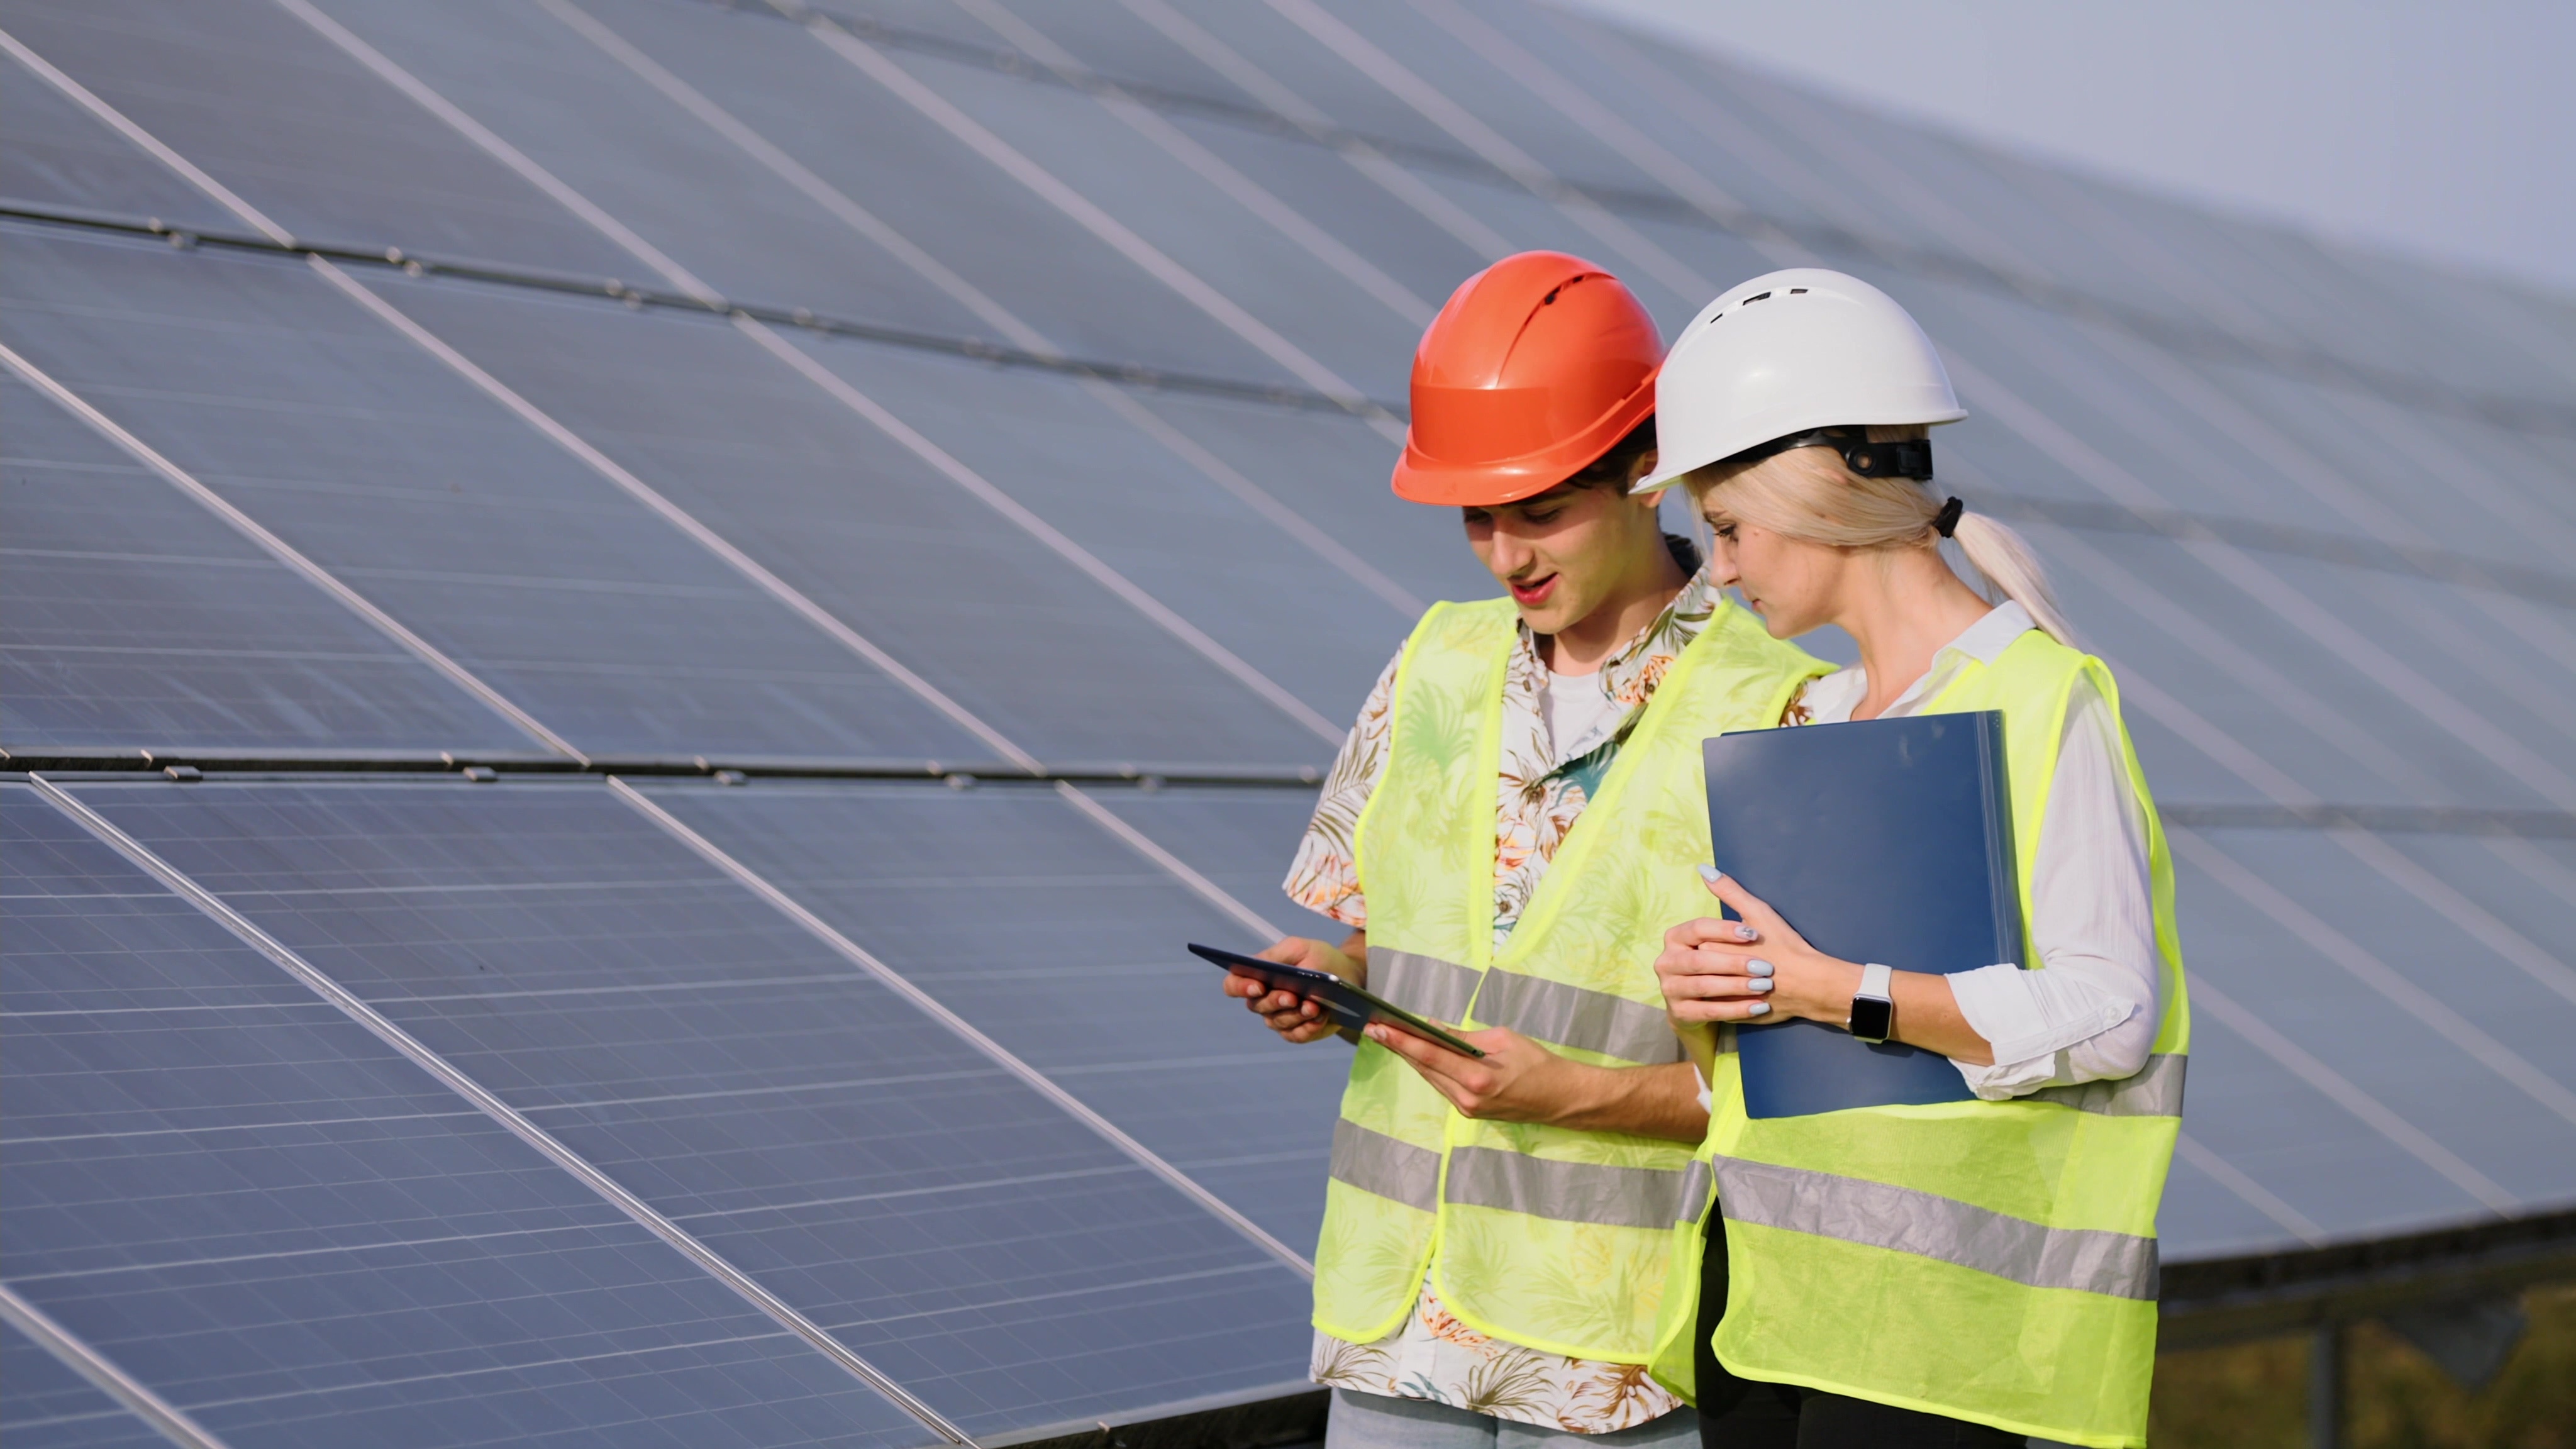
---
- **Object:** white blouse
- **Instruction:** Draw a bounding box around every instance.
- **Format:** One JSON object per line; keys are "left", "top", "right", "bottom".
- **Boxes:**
{"left": 1794, "top": 602, "right": 2162, "bottom": 1099}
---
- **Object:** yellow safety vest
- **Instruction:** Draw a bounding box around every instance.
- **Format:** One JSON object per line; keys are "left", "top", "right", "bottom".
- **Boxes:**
{"left": 1645, "top": 628, "right": 2189, "bottom": 1448}
{"left": 1317, "top": 594, "right": 1824, "bottom": 1362}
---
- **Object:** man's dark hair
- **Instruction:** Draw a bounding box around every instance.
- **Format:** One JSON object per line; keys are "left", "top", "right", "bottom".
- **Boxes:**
{"left": 1557, "top": 418, "right": 1699, "bottom": 572}
{"left": 1565, "top": 417, "right": 1657, "bottom": 491}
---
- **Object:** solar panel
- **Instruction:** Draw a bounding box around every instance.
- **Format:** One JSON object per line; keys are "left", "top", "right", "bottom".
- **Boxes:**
{"left": 60, "top": 777, "right": 1316, "bottom": 1440}
{"left": 0, "top": 1318, "right": 174, "bottom": 1449}
{"left": 3, "top": 0, "right": 2572, "bottom": 1436}
{"left": 351, "top": 271, "right": 1369, "bottom": 768}
{"left": 0, "top": 42, "right": 233, "bottom": 235}
{"left": 1, "top": 783, "right": 935, "bottom": 1448}
{"left": 0, "top": 226, "right": 989, "bottom": 765}
{"left": 637, "top": 777, "right": 1352, "bottom": 1255}
{"left": 0, "top": 0, "right": 640, "bottom": 276}
{"left": 0, "top": 370, "right": 541, "bottom": 756}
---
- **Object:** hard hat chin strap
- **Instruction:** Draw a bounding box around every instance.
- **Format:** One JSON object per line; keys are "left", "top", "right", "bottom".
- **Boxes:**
{"left": 1730, "top": 426, "right": 1936, "bottom": 481}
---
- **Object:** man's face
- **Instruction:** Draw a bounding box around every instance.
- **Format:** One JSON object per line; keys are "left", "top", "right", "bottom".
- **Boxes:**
{"left": 1462, "top": 477, "right": 1668, "bottom": 635}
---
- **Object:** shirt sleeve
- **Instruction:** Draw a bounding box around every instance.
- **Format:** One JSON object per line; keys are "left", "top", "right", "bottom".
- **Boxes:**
{"left": 1945, "top": 674, "right": 2163, "bottom": 1100}
{"left": 1281, "top": 644, "right": 1405, "bottom": 931}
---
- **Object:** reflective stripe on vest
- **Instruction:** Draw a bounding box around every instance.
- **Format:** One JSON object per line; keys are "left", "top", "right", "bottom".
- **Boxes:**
{"left": 1712, "top": 1157, "right": 2160, "bottom": 1301}
{"left": 1475, "top": 969, "right": 1686, "bottom": 1065}
{"left": 1675, "top": 1159, "right": 1714, "bottom": 1225}
{"left": 2027, "top": 1053, "right": 2187, "bottom": 1118}
{"left": 1375, "top": 948, "right": 1684, "bottom": 1065}
{"left": 1331, "top": 1118, "right": 1441, "bottom": 1211}
{"left": 1445, "top": 1147, "right": 1701, "bottom": 1231}
{"left": 1368, "top": 948, "right": 1479, "bottom": 1025}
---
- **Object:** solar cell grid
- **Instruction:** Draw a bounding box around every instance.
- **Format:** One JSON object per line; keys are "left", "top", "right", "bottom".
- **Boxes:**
{"left": 641, "top": 778, "right": 1350, "bottom": 1256}
{"left": 0, "top": 0, "right": 640, "bottom": 275}
{"left": 0, "top": 1317, "right": 176, "bottom": 1449}
{"left": 62, "top": 779, "right": 1316, "bottom": 1440}
{"left": 848, "top": 30, "right": 1424, "bottom": 402}
{"left": 355, "top": 270, "right": 1350, "bottom": 769}
{"left": 1, "top": 784, "right": 935, "bottom": 1448}
{"left": 316, "top": 0, "right": 1316, "bottom": 392}
{"left": 0, "top": 41, "right": 233, "bottom": 236}
{"left": 0, "top": 367, "right": 533, "bottom": 756}
{"left": 0, "top": 226, "right": 985, "bottom": 765}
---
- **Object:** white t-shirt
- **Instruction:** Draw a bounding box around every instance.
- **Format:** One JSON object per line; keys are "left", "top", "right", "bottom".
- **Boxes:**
{"left": 1541, "top": 665, "right": 1623, "bottom": 761}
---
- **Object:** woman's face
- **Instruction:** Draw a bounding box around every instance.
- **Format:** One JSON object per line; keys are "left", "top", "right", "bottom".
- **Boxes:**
{"left": 1702, "top": 502, "right": 1843, "bottom": 639}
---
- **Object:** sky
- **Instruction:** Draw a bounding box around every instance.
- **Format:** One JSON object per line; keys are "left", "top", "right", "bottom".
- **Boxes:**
{"left": 1562, "top": 0, "right": 2576, "bottom": 299}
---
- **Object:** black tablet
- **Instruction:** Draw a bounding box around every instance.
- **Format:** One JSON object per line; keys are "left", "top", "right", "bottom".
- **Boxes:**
{"left": 1191, "top": 942, "right": 1485, "bottom": 1058}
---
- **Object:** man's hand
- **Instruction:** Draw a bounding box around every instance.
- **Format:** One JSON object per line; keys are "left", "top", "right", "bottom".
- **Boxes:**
{"left": 1362, "top": 1023, "right": 1574, "bottom": 1123}
{"left": 1363, "top": 1024, "right": 1708, "bottom": 1141}
{"left": 1222, "top": 933, "right": 1365, "bottom": 1045}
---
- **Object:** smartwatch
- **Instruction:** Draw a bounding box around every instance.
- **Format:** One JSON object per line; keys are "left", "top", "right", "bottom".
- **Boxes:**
{"left": 1848, "top": 963, "right": 1895, "bottom": 1044}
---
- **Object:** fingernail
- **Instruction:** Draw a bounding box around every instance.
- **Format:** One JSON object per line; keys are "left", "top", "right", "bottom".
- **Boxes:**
{"left": 1746, "top": 958, "right": 1774, "bottom": 977}
{"left": 1746, "top": 1001, "right": 1770, "bottom": 1016}
{"left": 1734, "top": 924, "right": 1758, "bottom": 941}
{"left": 1746, "top": 977, "right": 1772, "bottom": 992}
{"left": 1697, "top": 864, "right": 1724, "bottom": 884}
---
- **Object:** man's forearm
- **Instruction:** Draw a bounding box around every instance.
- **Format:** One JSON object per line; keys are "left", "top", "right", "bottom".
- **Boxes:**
{"left": 1550, "top": 1060, "right": 1708, "bottom": 1143}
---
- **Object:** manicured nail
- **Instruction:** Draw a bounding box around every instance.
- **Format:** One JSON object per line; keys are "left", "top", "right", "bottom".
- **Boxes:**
{"left": 1733, "top": 924, "right": 1758, "bottom": 941}
{"left": 1746, "top": 958, "right": 1774, "bottom": 977}
{"left": 1697, "top": 864, "right": 1725, "bottom": 884}
{"left": 1746, "top": 1001, "right": 1771, "bottom": 1016}
{"left": 1746, "top": 977, "right": 1772, "bottom": 992}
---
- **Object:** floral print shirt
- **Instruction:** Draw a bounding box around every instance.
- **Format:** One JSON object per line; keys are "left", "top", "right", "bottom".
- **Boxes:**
{"left": 1285, "top": 567, "right": 1723, "bottom": 1434}
{"left": 1285, "top": 566, "right": 1724, "bottom": 945}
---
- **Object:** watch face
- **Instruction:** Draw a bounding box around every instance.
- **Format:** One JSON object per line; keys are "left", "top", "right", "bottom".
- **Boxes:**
{"left": 1848, "top": 994, "right": 1894, "bottom": 1043}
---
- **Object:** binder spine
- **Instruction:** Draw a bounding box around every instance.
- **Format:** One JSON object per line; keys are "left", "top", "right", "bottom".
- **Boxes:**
{"left": 1980, "top": 711, "right": 2026, "bottom": 971}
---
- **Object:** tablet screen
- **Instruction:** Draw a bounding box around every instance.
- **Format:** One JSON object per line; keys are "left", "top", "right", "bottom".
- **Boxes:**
{"left": 1189, "top": 943, "right": 1485, "bottom": 1058}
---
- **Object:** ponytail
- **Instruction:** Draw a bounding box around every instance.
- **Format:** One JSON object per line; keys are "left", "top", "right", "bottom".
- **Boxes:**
{"left": 1948, "top": 512, "right": 2077, "bottom": 647}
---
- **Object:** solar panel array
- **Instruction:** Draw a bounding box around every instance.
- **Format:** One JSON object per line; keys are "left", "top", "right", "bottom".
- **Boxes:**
{"left": 3, "top": 0, "right": 2571, "bottom": 1443}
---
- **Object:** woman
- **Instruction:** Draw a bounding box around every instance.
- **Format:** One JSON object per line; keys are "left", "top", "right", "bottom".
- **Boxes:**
{"left": 1631, "top": 270, "right": 2188, "bottom": 1449}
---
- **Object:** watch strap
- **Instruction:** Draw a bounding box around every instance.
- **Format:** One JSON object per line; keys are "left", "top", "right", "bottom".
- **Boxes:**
{"left": 1848, "top": 963, "right": 1896, "bottom": 1043}
{"left": 1856, "top": 962, "right": 1894, "bottom": 1002}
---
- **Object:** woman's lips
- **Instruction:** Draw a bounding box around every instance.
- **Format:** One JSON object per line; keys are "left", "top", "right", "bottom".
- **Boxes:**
{"left": 1509, "top": 574, "right": 1558, "bottom": 606}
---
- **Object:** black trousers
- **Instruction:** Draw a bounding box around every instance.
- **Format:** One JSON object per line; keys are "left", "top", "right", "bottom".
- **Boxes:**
{"left": 1695, "top": 1208, "right": 2023, "bottom": 1449}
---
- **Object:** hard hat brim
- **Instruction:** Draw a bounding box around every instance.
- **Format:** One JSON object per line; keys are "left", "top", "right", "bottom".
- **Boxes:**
{"left": 1631, "top": 405, "right": 1968, "bottom": 494}
{"left": 1393, "top": 377, "right": 1657, "bottom": 507}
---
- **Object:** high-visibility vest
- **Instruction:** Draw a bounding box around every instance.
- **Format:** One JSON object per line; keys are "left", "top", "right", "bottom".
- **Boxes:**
{"left": 1318, "top": 595, "right": 1824, "bottom": 1361}
{"left": 1645, "top": 628, "right": 2190, "bottom": 1449}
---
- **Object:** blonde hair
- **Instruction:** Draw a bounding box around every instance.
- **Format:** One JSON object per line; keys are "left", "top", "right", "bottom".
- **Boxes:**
{"left": 1686, "top": 426, "right": 2077, "bottom": 645}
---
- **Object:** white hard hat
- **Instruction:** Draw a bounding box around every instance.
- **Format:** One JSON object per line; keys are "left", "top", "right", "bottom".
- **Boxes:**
{"left": 1633, "top": 269, "right": 1966, "bottom": 493}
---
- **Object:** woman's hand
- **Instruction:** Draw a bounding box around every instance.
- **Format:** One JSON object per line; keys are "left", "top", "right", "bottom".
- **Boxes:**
{"left": 1221, "top": 934, "right": 1364, "bottom": 1045}
{"left": 1657, "top": 867, "right": 1863, "bottom": 1029}
{"left": 1657, "top": 868, "right": 1999, "bottom": 1064}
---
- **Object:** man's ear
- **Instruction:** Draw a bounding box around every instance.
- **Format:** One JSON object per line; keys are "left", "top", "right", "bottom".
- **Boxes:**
{"left": 1624, "top": 448, "right": 1661, "bottom": 504}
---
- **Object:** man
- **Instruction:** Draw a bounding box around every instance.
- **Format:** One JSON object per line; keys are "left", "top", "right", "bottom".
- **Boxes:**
{"left": 1225, "top": 252, "right": 1823, "bottom": 1446}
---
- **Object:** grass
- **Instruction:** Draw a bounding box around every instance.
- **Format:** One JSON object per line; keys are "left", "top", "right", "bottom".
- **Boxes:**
{"left": 2150, "top": 1282, "right": 2576, "bottom": 1448}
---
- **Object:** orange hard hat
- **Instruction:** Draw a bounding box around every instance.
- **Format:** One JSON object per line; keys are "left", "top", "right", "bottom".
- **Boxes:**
{"left": 1391, "top": 251, "right": 1663, "bottom": 506}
